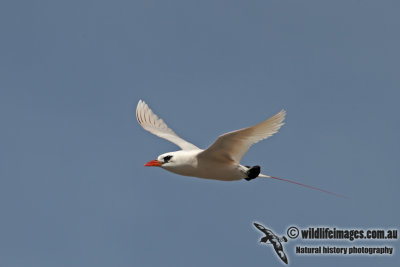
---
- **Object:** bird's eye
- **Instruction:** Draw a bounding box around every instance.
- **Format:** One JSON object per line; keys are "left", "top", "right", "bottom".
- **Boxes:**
{"left": 164, "top": 155, "right": 173, "bottom": 162}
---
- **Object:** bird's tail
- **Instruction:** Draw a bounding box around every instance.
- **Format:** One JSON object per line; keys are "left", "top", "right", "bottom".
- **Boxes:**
{"left": 258, "top": 174, "right": 347, "bottom": 199}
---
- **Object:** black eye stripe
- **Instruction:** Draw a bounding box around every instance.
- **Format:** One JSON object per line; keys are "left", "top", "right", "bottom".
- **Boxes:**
{"left": 164, "top": 155, "right": 172, "bottom": 162}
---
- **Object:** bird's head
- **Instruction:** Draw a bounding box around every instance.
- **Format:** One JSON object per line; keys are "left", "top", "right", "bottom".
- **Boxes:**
{"left": 144, "top": 152, "right": 177, "bottom": 168}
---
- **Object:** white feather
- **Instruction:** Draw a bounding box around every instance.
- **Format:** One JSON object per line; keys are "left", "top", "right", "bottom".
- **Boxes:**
{"left": 199, "top": 110, "right": 286, "bottom": 163}
{"left": 136, "top": 100, "right": 200, "bottom": 151}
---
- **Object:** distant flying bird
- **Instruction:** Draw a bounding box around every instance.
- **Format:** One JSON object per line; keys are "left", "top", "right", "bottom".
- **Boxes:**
{"left": 253, "top": 222, "right": 289, "bottom": 264}
{"left": 136, "top": 100, "right": 345, "bottom": 197}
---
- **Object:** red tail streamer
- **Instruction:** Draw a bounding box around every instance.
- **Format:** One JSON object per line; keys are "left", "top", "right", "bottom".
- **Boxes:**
{"left": 267, "top": 175, "right": 348, "bottom": 199}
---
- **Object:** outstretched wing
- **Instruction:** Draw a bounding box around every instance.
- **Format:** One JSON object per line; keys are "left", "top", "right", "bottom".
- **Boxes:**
{"left": 273, "top": 244, "right": 289, "bottom": 264}
{"left": 136, "top": 100, "right": 199, "bottom": 151}
{"left": 253, "top": 222, "right": 270, "bottom": 235}
{"left": 199, "top": 110, "right": 286, "bottom": 163}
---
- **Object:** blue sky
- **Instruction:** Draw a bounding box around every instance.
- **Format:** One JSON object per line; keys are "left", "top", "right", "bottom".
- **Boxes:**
{"left": 0, "top": 1, "right": 399, "bottom": 266}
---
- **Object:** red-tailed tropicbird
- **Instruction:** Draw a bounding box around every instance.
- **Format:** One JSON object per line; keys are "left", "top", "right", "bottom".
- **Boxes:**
{"left": 136, "top": 100, "right": 345, "bottom": 198}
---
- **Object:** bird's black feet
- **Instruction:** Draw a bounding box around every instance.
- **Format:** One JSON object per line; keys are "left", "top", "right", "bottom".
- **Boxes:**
{"left": 244, "top": 165, "right": 261, "bottom": 181}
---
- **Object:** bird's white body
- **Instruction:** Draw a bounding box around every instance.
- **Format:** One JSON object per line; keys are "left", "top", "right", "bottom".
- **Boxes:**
{"left": 159, "top": 149, "right": 248, "bottom": 181}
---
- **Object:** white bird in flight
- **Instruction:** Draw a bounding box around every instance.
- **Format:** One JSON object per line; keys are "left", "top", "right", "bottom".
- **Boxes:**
{"left": 136, "top": 100, "right": 345, "bottom": 197}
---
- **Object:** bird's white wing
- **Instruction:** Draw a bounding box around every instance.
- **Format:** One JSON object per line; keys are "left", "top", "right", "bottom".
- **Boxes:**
{"left": 136, "top": 100, "right": 199, "bottom": 150}
{"left": 199, "top": 110, "right": 286, "bottom": 163}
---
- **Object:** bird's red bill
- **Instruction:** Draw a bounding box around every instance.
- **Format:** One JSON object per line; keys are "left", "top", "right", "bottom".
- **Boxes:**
{"left": 144, "top": 159, "right": 162, "bottom": 167}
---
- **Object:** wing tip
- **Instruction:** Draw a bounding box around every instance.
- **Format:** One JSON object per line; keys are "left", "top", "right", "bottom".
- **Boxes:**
{"left": 136, "top": 100, "right": 144, "bottom": 123}
{"left": 137, "top": 99, "right": 144, "bottom": 108}
{"left": 278, "top": 109, "right": 286, "bottom": 119}
{"left": 274, "top": 109, "right": 286, "bottom": 126}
